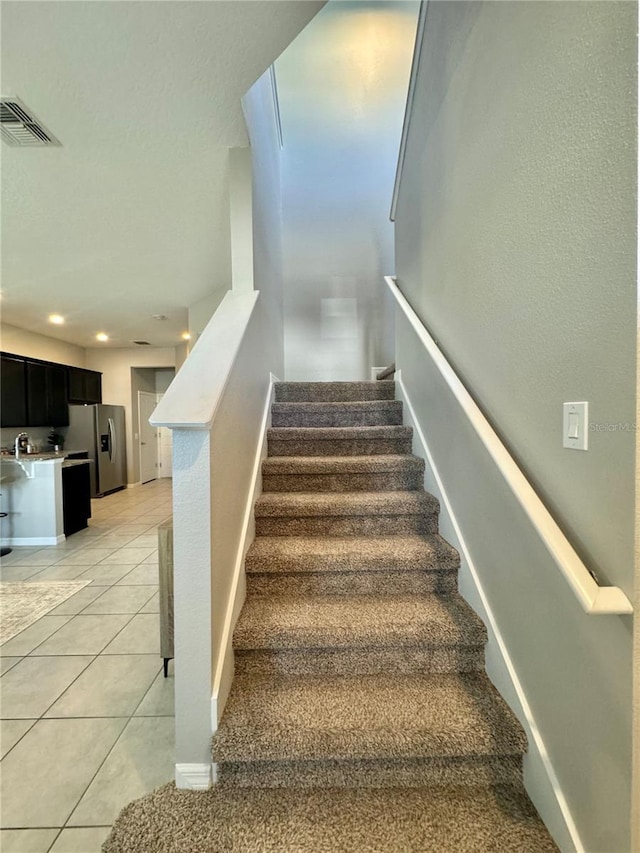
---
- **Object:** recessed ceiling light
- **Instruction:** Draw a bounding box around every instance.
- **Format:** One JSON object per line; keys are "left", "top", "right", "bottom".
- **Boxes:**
{"left": 96, "top": 332, "right": 109, "bottom": 342}
{"left": 48, "top": 314, "right": 65, "bottom": 325}
{"left": 181, "top": 332, "right": 191, "bottom": 341}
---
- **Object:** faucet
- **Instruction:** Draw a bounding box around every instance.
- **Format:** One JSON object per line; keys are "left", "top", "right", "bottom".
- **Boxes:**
{"left": 14, "top": 433, "right": 29, "bottom": 458}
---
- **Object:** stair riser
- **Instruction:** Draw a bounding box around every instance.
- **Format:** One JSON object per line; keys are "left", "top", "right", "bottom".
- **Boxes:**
{"left": 271, "top": 410, "right": 403, "bottom": 428}
{"left": 215, "top": 756, "right": 523, "bottom": 789}
{"left": 275, "top": 382, "right": 395, "bottom": 403}
{"left": 255, "top": 514, "right": 438, "bottom": 537}
{"left": 263, "top": 471, "right": 424, "bottom": 493}
{"left": 246, "top": 571, "right": 458, "bottom": 597}
{"left": 268, "top": 438, "right": 413, "bottom": 457}
{"left": 234, "top": 647, "right": 485, "bottom": 677}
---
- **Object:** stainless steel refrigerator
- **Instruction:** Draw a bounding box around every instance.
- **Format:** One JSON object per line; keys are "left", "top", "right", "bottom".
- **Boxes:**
{"left": 66, "top": 404, "right": 127, "bottom": 497}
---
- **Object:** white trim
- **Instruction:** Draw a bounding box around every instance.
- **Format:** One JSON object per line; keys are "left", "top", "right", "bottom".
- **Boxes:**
{"left": 0, "top": 534, "right": 65, "bottom": 546}
{"left": 397, "top": 371, "right": 584, "bottom": 853}
{"left": 386, "top": 276, "right": 632, "bottom": 616}
{"left": 175, "top": 763, "right": 213, "bottom": 790}
{"left": 390, "top": 0, "right": 429, "bottom": 223}
{"left": 211, "top": 373, "right": 278, "bottom": 728}
{"left": 126, "top": 481, "right": 141, "bottom": 489}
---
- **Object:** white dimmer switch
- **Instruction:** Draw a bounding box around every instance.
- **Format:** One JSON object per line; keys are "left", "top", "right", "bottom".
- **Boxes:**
{"left": 563, "top": 402, "right": 588, "bottom": 450}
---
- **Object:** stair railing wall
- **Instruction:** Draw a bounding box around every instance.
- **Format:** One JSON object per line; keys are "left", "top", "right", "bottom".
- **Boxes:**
{"left": 388, "top": 273, "right": 633, "bottom": 851}
{"left": 151, "top": 289, "right": 272, "bottom": 790}
{"left": 386, "top": 276, "right": 630, "bottom": 616}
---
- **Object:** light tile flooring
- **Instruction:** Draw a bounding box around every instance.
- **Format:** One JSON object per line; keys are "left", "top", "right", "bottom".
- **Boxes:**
{"left": 0, "top": 480, "right": 174, "bottom": 853}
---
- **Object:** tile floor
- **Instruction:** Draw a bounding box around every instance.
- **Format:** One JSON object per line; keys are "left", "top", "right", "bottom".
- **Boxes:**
{"left": 0, "top": 479, "right": 174, "bottom": 853}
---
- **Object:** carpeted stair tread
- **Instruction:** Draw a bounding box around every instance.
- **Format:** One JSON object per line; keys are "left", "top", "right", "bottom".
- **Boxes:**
{"left": 262, "top": 454, "right": 424, "bottom": 475}
{"left": 103, "top": 782, "right": 558, "bottom": 852}
{"left": 262, "top": 454, "right": 425, "bottom": 492}
{"left": 234, "top": 593, "right": 487, "bottom": 650}
{"left": 275, "top": 381, "right": 396, "bottom": 402}
{"left": 268, "top": 425, "right": 412, "bottom": 443}
{"left": 212, "top": 671, "right": 528, "bottom": 763}
{"left": 245, "top": 534, "right": 460, "bottom": 574}
{"left": 254, "top": 490, "right": 438, "bottom": 518}
{"left": 272, "top": 400, "right": 403, "bottom": 427}
{"left": 245, "top": 569, "right": 459, "bottom": 597}
{"left": 268, "top": 425, "right": 413, "bottom": 457}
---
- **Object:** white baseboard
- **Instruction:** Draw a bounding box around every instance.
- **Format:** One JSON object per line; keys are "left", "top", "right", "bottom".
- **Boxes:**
{"left": 175, "top": 763, "right": 213, "bottom": 790}
{"left": 211, "top": 373, "right": 278, "bottom": 730}
{"left": 1, "top": 534, "right": 65, "bottom": 546}
{"left": 126, "top": 481, "right": 141, "bottom": 489}
{"left": 396, "top": 370, "right": 582, "bottom": 853}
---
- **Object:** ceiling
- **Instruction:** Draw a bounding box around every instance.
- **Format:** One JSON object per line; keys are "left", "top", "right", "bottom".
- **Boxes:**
{"left": 0, "top": 0, "right": 324, "bottom": 349}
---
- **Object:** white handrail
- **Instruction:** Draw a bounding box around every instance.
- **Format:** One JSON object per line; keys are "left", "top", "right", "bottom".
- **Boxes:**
{"left": 385, "top": 275, "right": 633, "bottom": 616}
{"left": 390, "top": 0, "right": 429, "bottom": 223}
{"left": 150, "top": 290, "right": 259, "bottom": 430}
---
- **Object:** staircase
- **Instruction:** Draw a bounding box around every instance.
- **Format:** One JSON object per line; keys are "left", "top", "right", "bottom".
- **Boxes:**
{"left": 211, "top": 381, "right": 557, "bottom": 849}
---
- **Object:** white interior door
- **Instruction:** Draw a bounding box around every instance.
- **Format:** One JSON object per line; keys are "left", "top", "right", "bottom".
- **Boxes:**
{"left": 139, "top": 391, "right": 159, "bottom": 484}
{"left": 158, "top": 424, "right": 173, "bottom": 478}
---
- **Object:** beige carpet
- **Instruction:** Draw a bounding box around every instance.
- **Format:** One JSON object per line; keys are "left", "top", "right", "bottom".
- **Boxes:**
{"left": 104, "top": 380, "right": 557, "bottom": 851}
{"left": 103, "top": 783, "right": 558, "bottom": 852}
{"left": 0, "top": 580, "right": 90, "bottom": 643}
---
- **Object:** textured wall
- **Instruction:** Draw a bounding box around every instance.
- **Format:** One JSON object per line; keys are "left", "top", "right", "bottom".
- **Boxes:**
{"left": 0, "top": 323, "right": 86, "bottom": 368}
{"left": 397, "top": 312, "right": 632, "bottom": 852}
{"left": 395, "top": 0, "right": 637, "bottom": 593}
{"left": 394, "top": 2, "right": 637, "bottom": 850}
{"left": 243, "top": 70, "right": 286, "bottom": 378}
{"left": 277, "top": 0, "right": 418, "bottom": 380}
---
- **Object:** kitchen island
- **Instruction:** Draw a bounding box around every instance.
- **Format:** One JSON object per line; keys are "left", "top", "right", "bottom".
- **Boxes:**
{"left": 0, "top": 452, "right": 92, "bottom": 546}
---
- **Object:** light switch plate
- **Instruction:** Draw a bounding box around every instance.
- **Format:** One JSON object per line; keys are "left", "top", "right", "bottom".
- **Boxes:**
{"left": 563, "top": 401, "right": 588, "bottom": 450}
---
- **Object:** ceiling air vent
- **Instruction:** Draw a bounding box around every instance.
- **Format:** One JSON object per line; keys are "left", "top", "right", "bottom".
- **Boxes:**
{"left": 133, "top": 341, "right": 151, "bottom": 346}
{"left": 1, "top": 97, "right": 60, "bottom": 147}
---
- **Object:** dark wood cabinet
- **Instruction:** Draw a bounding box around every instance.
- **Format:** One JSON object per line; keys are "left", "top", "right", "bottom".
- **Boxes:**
{"left": 48, "top": 364, "right": 69, "bottom": 424}
{"left": 68, "top": 367, "right": 102, "bottom": 404}
{"left": 1, "top": 352, "right": 101, "bottom": 428}
{"left": 1, "top": 355, "right": 27, "bottom": 427}
{"left": 26, "top": 361, "right": 69, "bottom": 427}
{"left": 84, "top": 370, "right": 102, "bottom": 404}
{"left": 62, "top": 462, "right": 92, "bottom": 536}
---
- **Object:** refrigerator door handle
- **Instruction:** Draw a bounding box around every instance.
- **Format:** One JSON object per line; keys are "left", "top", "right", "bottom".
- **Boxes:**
{"left": 108, "top": 417, "right": 116, "bottom": 463}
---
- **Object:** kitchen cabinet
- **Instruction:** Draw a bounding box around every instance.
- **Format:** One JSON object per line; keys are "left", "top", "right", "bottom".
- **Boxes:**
{"left": 0, "top": 355, "right": 27, "bottom": 427}
{"left": 26, "top": 361, "right": 69, "bottom": 427}
{"left": 68, "top": 367, "right": 102, "bottom": 404}
{"left": 1, "top": 352, "right": 102, "bottom": 426}
{"left": 62, "top": 462, "right": 92, "bottom": 536}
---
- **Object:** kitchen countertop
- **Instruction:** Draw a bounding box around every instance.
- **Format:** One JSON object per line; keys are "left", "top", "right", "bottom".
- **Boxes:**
{"left": 0, "top": 450, "right": 89, "bottom": 461}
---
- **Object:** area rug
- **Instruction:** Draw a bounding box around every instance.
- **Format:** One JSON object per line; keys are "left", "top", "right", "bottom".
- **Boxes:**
{"left": 0, "top": 580, "right": 90, "bottom": 644}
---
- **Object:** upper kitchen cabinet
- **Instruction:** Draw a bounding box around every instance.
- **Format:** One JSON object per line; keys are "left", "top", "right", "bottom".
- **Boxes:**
{"left": 67, "top": 367, "right": 102, "bottom": 404}
{"left": 26, "top": 361, "right": 69, "bottom": 427}
{"left": 1, "top": 354, "right": 27, "bottom": 427}
{"left": 1, "top": 352, "right": 102, "bottom": 427}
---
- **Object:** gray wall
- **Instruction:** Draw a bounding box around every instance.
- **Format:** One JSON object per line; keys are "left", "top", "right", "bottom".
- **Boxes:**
{"left": 396, "top": 0, "right": 636, "bottom": 593}
{"left": 277, "top": 0, "right": 418, "bottom": 380}
{"left": 394, "top": 2, "right": 636, "bottom": 850}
